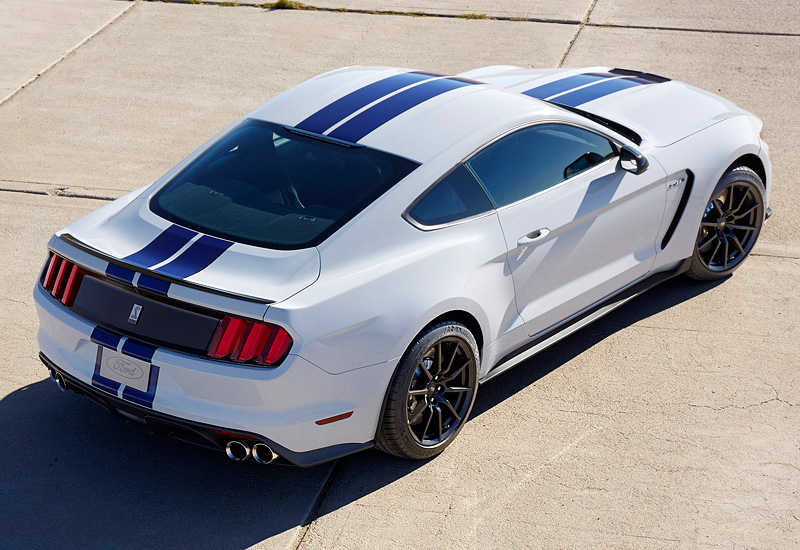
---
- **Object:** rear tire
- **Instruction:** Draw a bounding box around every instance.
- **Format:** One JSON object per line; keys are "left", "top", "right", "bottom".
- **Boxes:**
{"left": 376, "top": 322, "right": 479, "bottom": 460}
{"left": 686, "top": 165, "right": 765, "bottom": 281}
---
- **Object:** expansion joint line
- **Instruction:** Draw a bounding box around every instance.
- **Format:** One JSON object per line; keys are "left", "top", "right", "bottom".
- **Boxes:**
{"left": 0, "top": 0, "right": 142, "bottom": 108}
{"left": 558, "top": 0, "right": 599, "bottom": 67}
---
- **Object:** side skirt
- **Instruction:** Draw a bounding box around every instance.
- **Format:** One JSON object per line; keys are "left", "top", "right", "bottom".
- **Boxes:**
{"left": 480, "top": 258, "right": 691, "bottom": 384}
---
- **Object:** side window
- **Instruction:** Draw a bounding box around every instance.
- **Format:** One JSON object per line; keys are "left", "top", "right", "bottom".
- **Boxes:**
{"left": 408, "top": 165, "right": 493, "bottom": 227}
{"left": 466, "top": 124, "right": 616, "bottom": 208}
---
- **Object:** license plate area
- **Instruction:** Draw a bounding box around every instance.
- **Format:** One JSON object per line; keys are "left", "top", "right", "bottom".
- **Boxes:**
{"left": 99, "top": 347, "right": 151, "bottom": 392}
{"left": 90, "top": 334, "right": 160, "bottom": 409}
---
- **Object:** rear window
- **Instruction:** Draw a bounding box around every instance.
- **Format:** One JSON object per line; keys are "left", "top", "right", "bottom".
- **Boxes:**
{"left": 150, "top": 119, "right": 419, "bottom": 249}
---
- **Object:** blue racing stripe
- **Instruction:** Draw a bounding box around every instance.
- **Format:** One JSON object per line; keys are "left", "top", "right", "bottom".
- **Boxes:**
{"left": 91, "top": 346, "right": 121, "bottom": 395}
{"left": 121, "top": 339, "right": 157, "bottom": 363}
{"left": 136, "top": 274, "right": 170, "bottom": 296}
{"left": 521, "top": 73, "right": 610, "bottom": 99}
{"left": 296, "top": 71, "right": 441, "bottom": 135}
{"left": 124, "top": 224, "right": 197, "bottom": 268}
{"left": 91, "top": 326, "right": 122, "bottom": 350}
{"left": 551, "top": 77, "right": 647, "bottom": 107}
{"left": 156, "top": 235, "right": 233, "bottom": 280}
{"left": 329, "top": 77, "right": 476, "bottom": 142}
{"left": 122, "top": 365, "right": 159, "bottom": 408}
{"left": 105, "top": 263, "right": 136, "bottom": 285}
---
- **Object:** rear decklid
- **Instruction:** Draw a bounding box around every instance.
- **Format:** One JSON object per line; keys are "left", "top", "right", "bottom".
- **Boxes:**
{"left": 461, "top": 66, "right": 752, "bottom": 147}
{"left": 60, "top": 194, "right": 320, "bottom": 304}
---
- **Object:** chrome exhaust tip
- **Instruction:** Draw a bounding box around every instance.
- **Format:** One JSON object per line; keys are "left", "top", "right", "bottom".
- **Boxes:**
{"left": 252, "top": 443, "right": 278, "bottom": 465}
{"left": 48, "top": 368, "right": 57, "bottom": 383}
{"left": 225, "top": 440, "right": 251, "bottom": 461}
{"left": 53, "top": 372, "right": 67, "bottom": 392}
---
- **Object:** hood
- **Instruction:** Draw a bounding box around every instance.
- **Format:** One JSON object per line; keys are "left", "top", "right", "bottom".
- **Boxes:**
{"left": 461, "top": 66, "right": 753, "bottom": 147}
{"left": 60, "top": 194, "right": 320, "bottom": 303}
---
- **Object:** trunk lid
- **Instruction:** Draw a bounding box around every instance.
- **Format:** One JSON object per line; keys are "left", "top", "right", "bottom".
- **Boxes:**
{"left": 61, "top": 195, "right": 320, "bottom": 303}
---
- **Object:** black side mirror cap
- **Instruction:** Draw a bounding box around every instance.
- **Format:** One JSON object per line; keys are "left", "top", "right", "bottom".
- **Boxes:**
{"left": 618, "top": 145, "right": 649, "bottom": 175}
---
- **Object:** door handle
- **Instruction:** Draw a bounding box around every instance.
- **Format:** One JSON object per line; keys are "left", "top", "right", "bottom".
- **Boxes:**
{"left": 517, "top": 228, "right": 550, "bottom": 248}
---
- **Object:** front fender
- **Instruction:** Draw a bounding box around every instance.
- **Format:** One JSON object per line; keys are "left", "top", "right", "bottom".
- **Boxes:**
{"left": 651, "top": 115, "right": 765, "bottom": 269}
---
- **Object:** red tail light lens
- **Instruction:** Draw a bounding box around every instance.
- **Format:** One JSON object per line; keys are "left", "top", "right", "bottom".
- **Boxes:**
{"left": 43, "top": 254, "right": 86, "bottom": 306}
{"left": 208, "top": 316, "right": 292, "bottom": 366}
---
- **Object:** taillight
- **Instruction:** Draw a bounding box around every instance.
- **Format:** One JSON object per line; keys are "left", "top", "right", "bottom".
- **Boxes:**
{"left": 208, "top": 316, "right": 292, "bottom": 366}
{"left": 42, "top": 254, "right": 86, "bottom": 306}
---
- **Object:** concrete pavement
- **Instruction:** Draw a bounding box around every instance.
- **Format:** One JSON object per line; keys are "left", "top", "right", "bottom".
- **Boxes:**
{"left": 0, "top": 3, "right": 573, "bottom": 196}
{"left": 0, "top": 0, "right": 135, "bottom": 103}
{"left": 1, "top": 1, "right": 798, "bottom": 549}
{"left": 589, "top": 0, "right": 800, "bottom": 34}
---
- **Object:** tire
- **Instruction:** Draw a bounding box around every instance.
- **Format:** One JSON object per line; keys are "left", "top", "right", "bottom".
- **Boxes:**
{"left": 686, "top": 165, "right": 765, "bottom": 281}
{"left": 376, "top": 321, "right": 479, "bottom": 460}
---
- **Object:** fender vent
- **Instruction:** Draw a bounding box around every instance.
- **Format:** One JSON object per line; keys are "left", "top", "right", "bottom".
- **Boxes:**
{"left": 609, "top": 68, "right": 671, "bottom": 84}
{"left": 661, "top": 170, "right": 695, "bottom": 250}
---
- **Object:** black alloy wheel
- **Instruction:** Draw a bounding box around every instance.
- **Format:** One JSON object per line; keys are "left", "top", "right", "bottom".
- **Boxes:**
{"left": 688, "top": 165, "right": 765, "bottom": 280}
{"left": 377, "top": 322, "right": 479, "bottom": 459}
{"left": 405, "top": 336, "right": 476, "bottom": 447}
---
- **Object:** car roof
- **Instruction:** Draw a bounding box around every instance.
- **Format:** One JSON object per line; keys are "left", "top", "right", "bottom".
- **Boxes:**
{"left": 249, "top": 66, "right": 562, "bottom": 163}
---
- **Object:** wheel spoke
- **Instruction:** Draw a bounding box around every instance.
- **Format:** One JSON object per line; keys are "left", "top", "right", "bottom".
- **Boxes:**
{"left": 709, "top": 241, "right": 721, "bottom": 265}
{"left": 408, "top": 388, "right": 429, "bottom": 396}
{"left": 722, "top": 186, "right": 732, "bottom": 208}
{"left": 728, "top": 223, "right": 757, "bottom": 232}
{"left": 731, "top": 234, "right": 746, "bottom": 256}
{"left": 712, "top": 198, "right": 725, "bottom": 217}
{"left": 733, "top": 187, "right": 750, "bottom": 214}
{"left": 437, "top": 407, "right": 443, "bottom": 441}
{"left": 408, "top": 399, "right": 427, "bottom": 424}
{"left": 419, "top": 360, "right": 433, "bottom": 381}
{"left": 421, "top": 406, "right": 434, "bottom": 439}
{"left": 732, "top": 203, "right": 758, "bottom": 220}
{"left": 441, "top": 399, "right": 461, "bottom": 422}
{"left": 436, "top": 343, "right": 443, "bottom": 376}
{"left": 440, "top": 343, "right": 460, "bottom": 377}
{"left": 698, "top": 234, "right": 717, "bottom": 252}
{"left": 442, "top": 359, "right": 470, "bottom": 383}
{"left": 723, "top": 240, "right": 729, "bottom": 269}
{"left": 444, "top": 386, "right": 471, "bottom": 393}
{"left": 700, "top": 222, "right": 718, "bottom": 228}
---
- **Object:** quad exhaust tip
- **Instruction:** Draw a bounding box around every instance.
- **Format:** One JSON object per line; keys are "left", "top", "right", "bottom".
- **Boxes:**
{"left": 225, "top": 440, "right": 251, "bottom": 461}
{"left": 224, "top": 441, "right": 278, "bottom": 464}
{"left": 252, "top": 443, "right": 278, "bottom": 465}
{"left": 50, "top": 369, "right": 67, "bottom": 392}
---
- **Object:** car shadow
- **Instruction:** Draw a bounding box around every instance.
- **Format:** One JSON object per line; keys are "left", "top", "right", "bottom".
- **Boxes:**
{"left": 0, "top": 377, "right": 336, "bottom": 550}
{"left": 471, "top": 275, "right": 727, "bottom": 418}
{"left": 0, "top": 276, "right": 723, "bottom": 550}
{"left": 291, "top": 275, "right": 728, "bottom": 521}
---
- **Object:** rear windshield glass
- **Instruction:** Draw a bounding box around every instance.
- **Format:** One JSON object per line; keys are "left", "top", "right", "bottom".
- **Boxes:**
{"left": 150, "top": 119, "right": 420, "bottom": 249}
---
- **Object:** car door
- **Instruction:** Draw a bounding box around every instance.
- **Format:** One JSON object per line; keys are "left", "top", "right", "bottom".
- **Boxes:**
{"left": 465, "top": 123, "right": 667, "bottom": 337}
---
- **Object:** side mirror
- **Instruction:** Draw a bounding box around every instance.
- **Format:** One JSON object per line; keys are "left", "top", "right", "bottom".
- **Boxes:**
{"left": 618, "top": 145, "right": 649, "bottom": 175}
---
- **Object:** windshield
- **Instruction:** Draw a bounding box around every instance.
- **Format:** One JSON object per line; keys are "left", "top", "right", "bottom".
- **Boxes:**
{"left": 150, "top": 119, "right": 419, "bottom": 249}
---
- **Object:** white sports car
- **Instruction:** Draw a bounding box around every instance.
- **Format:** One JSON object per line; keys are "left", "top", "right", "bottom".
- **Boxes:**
{"left": 35, "top": 66, "right": 771, "bottom": 465}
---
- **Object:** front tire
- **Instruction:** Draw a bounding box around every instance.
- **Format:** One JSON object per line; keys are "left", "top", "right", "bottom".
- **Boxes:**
{"left": 377, "top": 321, "right": 479, "bottom": 460}
{"left": 686, "top": 165, "right": 765, "bottom": 281}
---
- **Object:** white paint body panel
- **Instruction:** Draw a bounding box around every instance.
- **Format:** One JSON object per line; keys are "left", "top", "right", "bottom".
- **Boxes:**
{"left": 34, "top": 65, "right": 771, "bottom": 463}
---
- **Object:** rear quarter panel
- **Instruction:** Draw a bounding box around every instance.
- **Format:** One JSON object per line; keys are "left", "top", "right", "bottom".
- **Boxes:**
{"left": 263, "top": 158, "right": 519, "bottom": 376}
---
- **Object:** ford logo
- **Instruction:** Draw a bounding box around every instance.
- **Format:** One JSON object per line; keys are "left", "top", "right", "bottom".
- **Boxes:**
{"left": 105, "top": 357, "right": 144, "bottom": 380}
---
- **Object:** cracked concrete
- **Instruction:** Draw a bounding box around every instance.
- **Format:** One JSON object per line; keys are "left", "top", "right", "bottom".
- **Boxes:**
{"left": 0, "top": 1, "right": 798, "bottom": 549}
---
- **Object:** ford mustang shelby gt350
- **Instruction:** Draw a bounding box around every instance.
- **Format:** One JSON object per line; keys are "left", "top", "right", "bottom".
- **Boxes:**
{"left": 36, "top": 66, "right": 771, "bottom": 465}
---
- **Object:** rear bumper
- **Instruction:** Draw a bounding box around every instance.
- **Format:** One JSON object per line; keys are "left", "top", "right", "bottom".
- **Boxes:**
{"left": 39, "top": 352, "right": 370, "bottom": 467}
{"left": 34, "top": 283, "right": 394, "bottom": 466}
